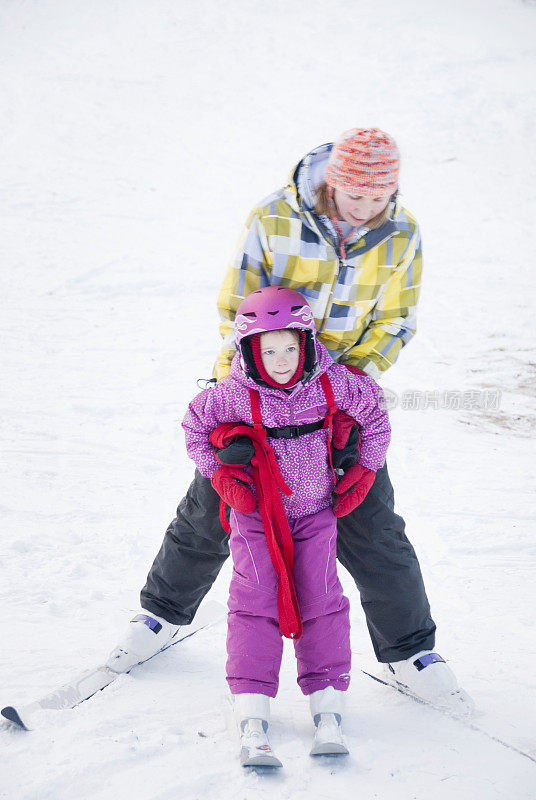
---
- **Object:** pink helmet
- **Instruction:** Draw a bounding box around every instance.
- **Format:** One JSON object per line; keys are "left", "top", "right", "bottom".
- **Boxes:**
{"left": 234, "top": 286, "right": 318, "bottom": 386}
{"left": 234, "top": 286, "right": 316, "bottom": 345}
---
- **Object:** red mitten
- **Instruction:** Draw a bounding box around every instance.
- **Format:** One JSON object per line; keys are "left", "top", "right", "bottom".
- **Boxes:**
{"left": 333, "top": 464, "right": 376, "bottom": 517}
{"left": 332, "top": 409, "right": 359, "bottom": 450}
{"left": 211, "top": 465, "right": 257, "bottom": 513}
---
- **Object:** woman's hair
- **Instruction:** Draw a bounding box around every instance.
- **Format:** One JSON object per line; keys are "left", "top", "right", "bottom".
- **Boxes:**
{"left": 314, "top": 181, "right": 393, "bottom": 230}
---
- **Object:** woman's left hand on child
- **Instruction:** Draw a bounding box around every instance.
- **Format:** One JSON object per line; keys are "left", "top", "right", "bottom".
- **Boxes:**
{"left": 333, "top": 464, "right": 376, "bottom": 517}
{"left": 331, "top": 409, "right": 361, "bottom": 471}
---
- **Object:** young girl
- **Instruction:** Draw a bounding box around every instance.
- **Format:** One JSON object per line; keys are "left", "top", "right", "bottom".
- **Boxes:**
{"left": 182, "top": 285, "right": 390, "bottom": 765}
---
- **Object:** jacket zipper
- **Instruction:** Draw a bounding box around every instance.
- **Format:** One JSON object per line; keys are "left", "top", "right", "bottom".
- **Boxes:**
{"left": 319, "top": 230, "right": 402, "bottom": 337}
{"left": 300, "top": 199, "right": 402, "bottom": 338}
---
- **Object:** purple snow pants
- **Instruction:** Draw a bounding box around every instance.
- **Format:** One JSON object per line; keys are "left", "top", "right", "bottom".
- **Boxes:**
{"left": 226, "top": 506, "right": 351, "bottom": 698}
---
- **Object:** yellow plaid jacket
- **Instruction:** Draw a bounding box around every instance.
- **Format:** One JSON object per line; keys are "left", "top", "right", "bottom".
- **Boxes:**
{"left": 215, "top": 145, "right": 422, "bottom": 381}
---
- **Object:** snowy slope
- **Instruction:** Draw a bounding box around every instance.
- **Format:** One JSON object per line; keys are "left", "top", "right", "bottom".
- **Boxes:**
{"left": 1, "top": 1, "right": 535, "bottom": 798}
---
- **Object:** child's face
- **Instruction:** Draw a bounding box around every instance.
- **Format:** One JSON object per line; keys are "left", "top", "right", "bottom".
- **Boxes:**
{"left": 333, "top": 189, "right": 391, "bottom": 226}
{"left": 259, "top": 330, "right": 300, "bottom": 384}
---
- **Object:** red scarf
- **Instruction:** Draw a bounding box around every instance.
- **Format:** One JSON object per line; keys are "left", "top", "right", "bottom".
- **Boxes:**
{"left": 210, "top": 418, "right": 302, "bottom": 639}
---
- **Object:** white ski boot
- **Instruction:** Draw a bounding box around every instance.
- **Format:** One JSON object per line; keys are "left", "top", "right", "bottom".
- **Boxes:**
{"left": 106, "top": 611, "right": 181, "bottom": 673}
{"left": 386, "top": 650, "right": 475, "bottom": 715}
{"left": 234, "top": 693, "right": 282, "bottom": 768}
{"left": 309, "top": 686, "right": 349, "bottom": 756}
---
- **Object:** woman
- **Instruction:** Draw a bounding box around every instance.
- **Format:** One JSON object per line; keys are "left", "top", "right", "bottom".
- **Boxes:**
{"left": 108, "top": 128, "right": 473, "bottom": 717}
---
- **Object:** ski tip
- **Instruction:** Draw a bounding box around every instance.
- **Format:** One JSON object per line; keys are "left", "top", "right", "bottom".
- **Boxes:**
{"left": 240, "top": 748, "right": 282, "bottom": 768}
{"left": 241, "top": 757, "right": 283, "bottom": 768}
{"left": 1, "top": 706, "right": 30, "bottom": 731}
{"left": 310, "top": 742, "right": 349, "bottom": 756}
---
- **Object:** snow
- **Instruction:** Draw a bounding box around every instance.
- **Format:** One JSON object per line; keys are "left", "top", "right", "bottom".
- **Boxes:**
{"left": 1, "top": 0, "right": 535, "bottom": 797}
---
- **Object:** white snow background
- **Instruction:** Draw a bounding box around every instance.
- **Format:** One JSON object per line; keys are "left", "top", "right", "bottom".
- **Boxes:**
{"left": 1, "top": 0, "right": 535, "bottom": 798}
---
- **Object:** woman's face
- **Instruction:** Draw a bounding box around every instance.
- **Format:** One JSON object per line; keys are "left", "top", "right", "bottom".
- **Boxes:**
{"left": 333, "top": 190, "right": 392, "bottom": 226}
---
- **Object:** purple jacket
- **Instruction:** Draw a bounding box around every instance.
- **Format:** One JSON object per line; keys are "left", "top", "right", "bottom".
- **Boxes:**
{"left": 182, "top": 341, "right": 390, "bottom": 519}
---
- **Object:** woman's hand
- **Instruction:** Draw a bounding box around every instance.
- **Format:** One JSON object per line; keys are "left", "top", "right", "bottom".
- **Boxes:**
{"left": 333, "top": 464, "right": 376, "bottom": 517}
{"left": 214, "top": 435, "right": 255, "bottom": 466}
{"left": 331, "top": 409, "right": 361, "bottom": 471}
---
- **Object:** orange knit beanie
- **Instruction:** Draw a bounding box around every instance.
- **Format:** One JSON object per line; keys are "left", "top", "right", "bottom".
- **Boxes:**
{"left": 325, "top": 127, "right": 400, "bottom": 196}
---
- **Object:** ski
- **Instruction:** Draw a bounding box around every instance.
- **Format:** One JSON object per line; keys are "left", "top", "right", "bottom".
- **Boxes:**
{"left": 359, "top": 665, "right": 536, "bottom": 765}
{"left": 1, "top": 600, "right": 226, "bottom": 731}
{"left": 240, "top": 742, "right": 283, "bottom": 768}
{"left": 310, "top": 738, "right": 349, "bottom": 756}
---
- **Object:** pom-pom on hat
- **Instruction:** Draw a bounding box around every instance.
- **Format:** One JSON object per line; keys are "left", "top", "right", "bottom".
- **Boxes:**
{"left": 325, "top": 127, "right": 400, "bottom": 197}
